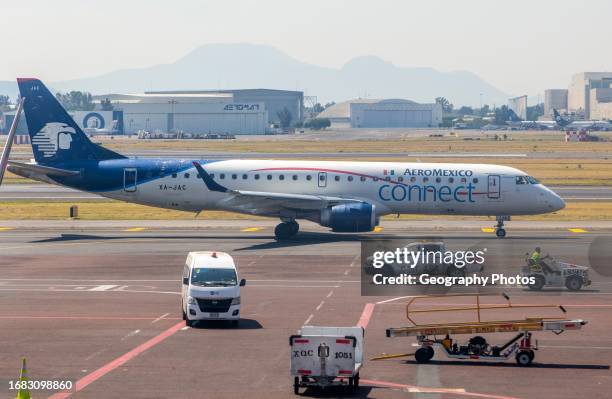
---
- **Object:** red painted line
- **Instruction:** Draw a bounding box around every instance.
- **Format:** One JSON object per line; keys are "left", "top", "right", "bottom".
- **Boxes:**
{"left": 48, "top": 321, "right": 184, "bottom": 399}
{"left": 0, "top": 316, "right": 181, "bottom": 321}
{"left": 361, "top": 379, "right": 521, "bottom": 399}
{"left": 357, "top": 303, "right": 375, "bottom": 329}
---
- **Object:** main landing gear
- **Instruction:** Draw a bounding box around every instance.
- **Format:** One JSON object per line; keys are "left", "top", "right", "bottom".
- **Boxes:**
{"left": 274, "top": 220, "right": 299, "bottom": 241}
{"left": 495, "top": 216, "right": 510, "bottom": 238}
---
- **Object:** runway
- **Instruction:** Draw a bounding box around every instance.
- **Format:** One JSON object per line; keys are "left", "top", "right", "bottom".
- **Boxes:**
{"left": 0, "top": 223, "right": 610, "bottom": 398}
{"left": 1, "top": 183, "right": 611, "bottom": 201}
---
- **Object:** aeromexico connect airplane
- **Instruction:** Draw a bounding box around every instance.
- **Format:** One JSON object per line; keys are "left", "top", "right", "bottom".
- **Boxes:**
{"left": 9, "top": 78, "right": 565, "bottom": 239}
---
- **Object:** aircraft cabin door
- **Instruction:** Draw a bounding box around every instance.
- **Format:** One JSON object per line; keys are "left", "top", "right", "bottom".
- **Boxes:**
{"left": 124, "top": 168, "right": 137, "bottom": 192}
{"left": 318, "top": 172, "right": 327, "bottom": 188}
{"left": 487, "top": 174, "right": 501, "bottom": 199}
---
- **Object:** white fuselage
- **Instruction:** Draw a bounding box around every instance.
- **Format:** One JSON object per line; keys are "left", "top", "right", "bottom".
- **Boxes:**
{"left": 105, "top": 160, "right": 565, "bottom": 218}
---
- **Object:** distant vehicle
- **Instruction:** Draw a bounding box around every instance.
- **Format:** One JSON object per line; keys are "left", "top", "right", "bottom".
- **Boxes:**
{"left": 181, "top": 251, "right": 246, "bottom": 327}
{"left": 521, "top": 256, "right": 591, "bottom": 291}
{"left": 290, "top": 326, "right": 363, "bottom": 394}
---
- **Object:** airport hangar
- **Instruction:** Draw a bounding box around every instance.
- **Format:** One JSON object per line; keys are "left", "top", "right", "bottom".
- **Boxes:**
{"left": 87, "top": 88, "right": 304, "bottom": 135}
{"left": 317, "top": 98, "right": 443, "bottom": 128}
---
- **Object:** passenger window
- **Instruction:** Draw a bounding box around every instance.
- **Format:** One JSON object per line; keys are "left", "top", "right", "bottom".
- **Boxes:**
{"left": 184, "top": 173, "right": 190, "bottom": 179}
{"left": 267, "top": 175, "right": 272, "bottom": 180}
{"left": 397, "top": 176, "right": 403, "bottom": 182}
{"left": 423, "top": 177, "right": 429, "bottom": 183}
{"left": 334, "top": 175, "right": 340, "bottom": 181}
{"left": 461, "top": 177, "right": 467, "bottom": 183}
{"left": 385, "top": 176, "right": 391, "bottom": 182}
{"left": 230, "top": 174, "right": 236, "bottom": 180}
{"left": 448, "top": 177, "right": 454, "bottom": 183}
{"left": 472, "top": 178, "right": 478, "bottom": 183}
{"left": 196, "top": 174, "right": 201, "bottom": 179}
{"left": 373, "top": 177, "right": 379, "bottom": 182}
{"left": 172, "top": 173, "right": 177, "bottom": 178}
{"left": 410, "top": 176, "right": 416, "bottom": 183}
{"left": 435, "top": 177, "right": 441, "bottom": 183}
{"left": 348, "top": 176, "right": 354, "bottom": 182}
{"left": 279, "top": 175, "right": 285, "bottom": 180}
{"left": 306, "top": 175, "right": 312, "bottom": 181}
{"left": 209, "top": 173, "right": 214, "bottom": 179}
{"left": 292, "top": 175, "right": 298, "bottom": 181}
{"left": 516, "top": 176, "right": 527, "bottom": 185}
{"left": 242, "top": 174, "right": 248, "bottom": 180}
{"left": 220, "top": 174, "right": 225, "bottom": 179}
{"left": 360, "top": 176, "right": 366, "bottom": 182}
{"left": 254, "top": 174, "right": 260, "bottom": 180}
{"left": 160, "top": 172, "right": 165, "bottom": 178}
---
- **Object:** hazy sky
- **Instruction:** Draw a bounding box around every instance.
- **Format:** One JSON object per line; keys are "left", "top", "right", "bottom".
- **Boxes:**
{"left": 2, "top": 0, "right": 611, "bottom": 96}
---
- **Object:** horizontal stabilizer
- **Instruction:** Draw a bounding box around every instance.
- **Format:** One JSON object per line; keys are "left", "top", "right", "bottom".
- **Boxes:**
{"left": 7, "top": 161, "right": 81, "bottom": 177}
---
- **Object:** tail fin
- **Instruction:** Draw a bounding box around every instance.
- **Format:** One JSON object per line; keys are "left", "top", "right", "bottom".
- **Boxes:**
{"left": 552, "top": 109, "right": 568, "bottom": 126}
{"left": 17, "top": 78, "right": 125, "bottom": 165}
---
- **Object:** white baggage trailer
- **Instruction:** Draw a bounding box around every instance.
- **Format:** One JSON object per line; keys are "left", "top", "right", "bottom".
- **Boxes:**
{"left": 290, "top": 326, "right": 364, "bottom": 395}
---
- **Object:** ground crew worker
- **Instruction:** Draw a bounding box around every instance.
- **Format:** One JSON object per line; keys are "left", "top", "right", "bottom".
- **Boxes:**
{"left": 529, "top": 247, "right": 556, "bottom": 274}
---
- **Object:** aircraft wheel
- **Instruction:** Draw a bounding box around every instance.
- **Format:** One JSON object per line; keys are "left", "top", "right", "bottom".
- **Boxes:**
{"left": 496, "top": 228, "right": 506, "bottom": 238}
{"left": 275, "top": 222, "right": 298, "bottom": 241}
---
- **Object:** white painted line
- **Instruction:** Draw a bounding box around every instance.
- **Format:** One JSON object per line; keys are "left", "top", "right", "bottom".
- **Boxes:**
{"left": 181, "top": 326, "right": 190, "bottom": 331}
{"left": 303, "top": 314, "right": 314, "bottom": 325}
{"left": 376, "top": 296, "right": 413, "bottom": 305}
{"left": 349, "top": 255, "right": 359, "bottom": 268}
{"left": 88, "top": 285, "right": 119, "bottom": 292}
{"left": 315, "top": 301, "right": 325, "bottom": 311}
{"left": 326, "top": 290, "right": 334, "bottom": 298}
{"left": 152, "top": 313, "right": 170, "bottom": 324}
{"left": 343, "top": 269, "right": 349, "bottom": 276}
{"left": 121, "top": 329, "right": 141, "bottom": 341}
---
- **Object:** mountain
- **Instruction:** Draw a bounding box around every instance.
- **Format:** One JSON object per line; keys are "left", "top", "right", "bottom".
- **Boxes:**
{"left": 3, "top": 43, "right": 510, "bottom": 106}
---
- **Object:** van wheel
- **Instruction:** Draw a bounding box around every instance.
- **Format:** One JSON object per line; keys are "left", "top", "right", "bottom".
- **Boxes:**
{"left": 186, "top": 319, "right": 193, "bottom": 327}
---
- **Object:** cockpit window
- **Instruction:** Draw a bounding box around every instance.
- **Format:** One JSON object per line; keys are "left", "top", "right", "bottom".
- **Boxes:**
{"left": 516, "top": 176, "right": 540, "bottom": 185}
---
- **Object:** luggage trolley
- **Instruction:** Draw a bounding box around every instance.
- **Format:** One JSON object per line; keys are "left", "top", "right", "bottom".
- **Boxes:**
{"left": 290, "top": 326, "right": 364, "bottom": 394}
{"left": 382, "top": 293, "right": 587, "bottom": 366}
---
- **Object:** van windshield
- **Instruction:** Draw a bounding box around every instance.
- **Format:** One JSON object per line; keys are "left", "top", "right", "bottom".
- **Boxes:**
{"left": 190, "top": 267, "right": 237, "bottom": 287}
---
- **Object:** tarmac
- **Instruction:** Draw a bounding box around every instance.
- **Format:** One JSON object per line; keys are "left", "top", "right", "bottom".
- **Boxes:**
{"left": 1, "top": 221, "right": 611, "bottom": 398}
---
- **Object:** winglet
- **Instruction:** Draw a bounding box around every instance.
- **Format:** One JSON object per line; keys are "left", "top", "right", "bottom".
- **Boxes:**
{"left": 192, "top": 162, "right": 228, "bottom": 193}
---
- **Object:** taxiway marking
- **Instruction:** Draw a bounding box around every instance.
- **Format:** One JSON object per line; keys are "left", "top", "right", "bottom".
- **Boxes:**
{"left": 0, "top": 227, "right": 13, "bottom": 231}
{"left": 373, "top": 226, "right": 383, "bottom": 232}
{"left": 361, "top": 379, "right": 519, "bottom": 399}
{"left": 241, "top": 227, "right": 263, "bottom": 232}
{"left": 89, "top": 285, "right": 119, "bottom": 291}
{"left": 568, "top": 228, "right": 587, "bottom": 233}
{"left": 481, "top": 227, "right": 495, "bottom": 233}
{"left": 48, "top": 321, "right": 185, "bottom": 399}
{"left": 152, "top": 313, "right": 170, "bottom": 324}
{"left": 357, "top": 303, "right": 375, "bottom": 329}
{"left": 123, "top": 227, "right": 147, "bottom": 232}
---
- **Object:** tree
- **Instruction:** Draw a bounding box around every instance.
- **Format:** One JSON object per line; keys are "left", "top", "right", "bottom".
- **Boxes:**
{"left": 479, "top": 104, "right": 491, "bottom": 117}
{"left": 494, "top": 105, "right": 513, "bottom": 125}
{"left": 312, "top": 103, "right": 324, "bottom": 113}
{"left": 435, "top": 97, "right": 453, "bottom": 113}
{"left": 100, "top": 98, "right": 114, "bottom": 111}
{"left": 304, "top": 118, "right": 331, "bottom": 130}
{"left": 55, "top": 91, "right": 95, "bottom": 111}
{"left": 277, "top": 107, "right": 293, "bottom": 129}
{"left": 0, "top": 95, "right": 9, "bottom": 106}
{"left": 457, "top": 106, "right": 473, "bottom": 116}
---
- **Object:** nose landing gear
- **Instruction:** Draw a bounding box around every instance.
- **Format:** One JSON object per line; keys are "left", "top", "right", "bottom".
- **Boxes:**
{"left": 274, "top": 220, "right": 299, "bottom": 241}
{"left": 494, "top": 216, "right": 510, "bottom": 238}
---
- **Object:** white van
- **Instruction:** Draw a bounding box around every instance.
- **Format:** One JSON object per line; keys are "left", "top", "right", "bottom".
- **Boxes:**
{"left": 181, "top": 251, "right": 245, "bottom": 327}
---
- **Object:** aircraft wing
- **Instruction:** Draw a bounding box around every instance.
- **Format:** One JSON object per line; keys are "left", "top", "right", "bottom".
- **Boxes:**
{"left": 192, "top": 161, "right": 362, "bottom": 214}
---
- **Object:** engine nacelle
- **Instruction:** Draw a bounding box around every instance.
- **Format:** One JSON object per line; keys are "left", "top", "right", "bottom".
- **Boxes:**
{"left": 320, "top": 203, "right": 378, "bottom": 232}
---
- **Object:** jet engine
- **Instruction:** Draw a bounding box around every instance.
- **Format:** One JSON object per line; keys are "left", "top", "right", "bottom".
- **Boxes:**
{"left": 320, "top": 203, "right": 378, "bottom": 232}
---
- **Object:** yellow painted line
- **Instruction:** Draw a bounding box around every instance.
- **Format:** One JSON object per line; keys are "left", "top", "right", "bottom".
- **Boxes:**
{"left": 241, "top": 227, "right": 263, "bottom": 232}
{"left": 0, "top": 227, "right": 14, "bottom": 231}
{"left": 373, "top": 226, "right": 383, "bottom": 233}
{"left": 568, "top": 228, "right": 587, "bottom": 233}
{"left": 123, "top": 227, "right": 147, "bottom": 232}
{"left": 481, "top": 227, "right": 495, "bottom": 233}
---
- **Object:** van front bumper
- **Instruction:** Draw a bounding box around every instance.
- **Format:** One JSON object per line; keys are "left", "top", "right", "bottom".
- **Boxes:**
{"left": 188, "top": 303, "right": 240, "bottom": 321}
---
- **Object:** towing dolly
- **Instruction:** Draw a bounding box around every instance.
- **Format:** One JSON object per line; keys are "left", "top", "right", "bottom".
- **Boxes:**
{"left": 382, "top": 293, "right": 587, "bottom": 366}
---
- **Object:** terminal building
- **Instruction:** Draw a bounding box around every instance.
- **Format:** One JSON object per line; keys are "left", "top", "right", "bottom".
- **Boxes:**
{"left": 567, "top": 72, "right": 612, "bottom": 119}
{"left": 318, "top": 98, "right": 442, "bottom": 128}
